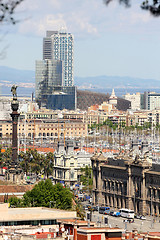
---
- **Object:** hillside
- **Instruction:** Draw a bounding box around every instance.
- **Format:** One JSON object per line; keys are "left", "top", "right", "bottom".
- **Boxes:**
{"left": 0, "top": 66, "right": 160, "bottom": 96}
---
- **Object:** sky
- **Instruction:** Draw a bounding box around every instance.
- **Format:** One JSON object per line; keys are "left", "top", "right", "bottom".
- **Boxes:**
{"left": 1, "top": 0, "right": 160, "bottom": 80}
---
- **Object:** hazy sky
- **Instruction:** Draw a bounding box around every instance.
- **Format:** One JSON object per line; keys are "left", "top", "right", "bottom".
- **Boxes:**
{"left": 1, "top": 0, "right": 160, "bottom": 80}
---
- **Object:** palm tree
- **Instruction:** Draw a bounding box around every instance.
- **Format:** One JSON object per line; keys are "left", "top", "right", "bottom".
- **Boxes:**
{"left": 43, "top": 152, "right": 54, "bottom": 178}
{"left": 3, "top": 147, "right": 12, "bottom": 168}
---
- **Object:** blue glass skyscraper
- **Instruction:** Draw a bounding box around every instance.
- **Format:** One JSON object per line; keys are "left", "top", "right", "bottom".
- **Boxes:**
{"left": 43, "top": 30, "right": 74, "bottom": 87}
{"left": 35, "top": 30, "right": 76, "bottom": 110}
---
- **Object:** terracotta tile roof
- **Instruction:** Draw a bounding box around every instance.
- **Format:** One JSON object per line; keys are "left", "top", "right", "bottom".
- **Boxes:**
{"left": 32, "top": 232, "right": 55, "bottom": 239}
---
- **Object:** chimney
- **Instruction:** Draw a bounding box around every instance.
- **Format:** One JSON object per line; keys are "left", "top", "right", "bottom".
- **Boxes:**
{"left": 66, "top": 140, "right": 74, "bottom": 155}
{"left": 125, "top": 231, "right": 130, "bottom": 240}
{"left": 73, "top": 225, "right": 77, "bottom": 240}
{"left": 143, "top": 234, "right": 148, "bottom": 240}
{"left": 132, "top": 229, "right": 138, "bottom": 238}
{"left": 57, "top": 141, "right": 65, "bottom": 154}
{"left": 134, "top": 234, "right": 138, "bottom": 240}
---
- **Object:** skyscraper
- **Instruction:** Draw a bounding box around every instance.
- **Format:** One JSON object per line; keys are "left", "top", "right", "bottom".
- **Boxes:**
{"left": 35, "top": 30, "right": 76, "bottom": 110}
{"left": 35, "top": 59, "right": 63, "bottom": 101}
{"left": 43, "top": 30, "right": 74, "bottom": 87}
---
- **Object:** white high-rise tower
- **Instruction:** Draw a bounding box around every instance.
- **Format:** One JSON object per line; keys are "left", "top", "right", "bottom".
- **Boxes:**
{"left": 43, "top": 30, "right": 74, "bottom": 87}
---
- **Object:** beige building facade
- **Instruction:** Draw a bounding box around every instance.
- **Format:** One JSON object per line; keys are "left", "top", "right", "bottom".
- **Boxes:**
{"left": 53, "top": 143, "right": 78, "bottom": 186}
{"left": 53, "top": 141, "right": 91, "bottom": 187}
{"left": 0, "top": 119, "right": 88, "bottom": 140}
{"left": 91, "top": 143, "right": 160, "bottom": 216}
{"left": 124, "top": 93, "right": 141, "bottom": 110}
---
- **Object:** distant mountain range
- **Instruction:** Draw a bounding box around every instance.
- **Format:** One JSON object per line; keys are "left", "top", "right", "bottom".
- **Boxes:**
{"left": 0, "top": 66, "right": 34, "bottom": 83}
{"left": 75, "top": 75, "right": 160, "bottom": 89}
{"left": 0, "top": 65, "right": 160, "bottom": 96}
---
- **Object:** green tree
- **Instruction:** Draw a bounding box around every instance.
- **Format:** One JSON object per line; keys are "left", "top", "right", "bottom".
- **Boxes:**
{"left": 52, "top": 183, "right": 73, "bottom": 210}
{"left": 0, "top": 144, "right": 4, "bottom": 167}
{"left": 42, "top": 152, "right": 54, "bottom": 178}
{"left": 143, "top": 122, "right": 152, "bottom": 130}
{"left": 19, "top": 150, "right": 31, "bottom": 174}
{"left": 19, "top": 149, "right": 53, "bottom": 176}
{"left": 21, "top": 180, "right": 73, "bottom": 209}
{"left": 80, "top": 166, "right": 93, "bottom": 187}
{"left": 3, "top": 147, "right": 12, "bottom": 167}
{"left": 104, "top": 0, "right": 160, "bottom": 16}
{"left": 0, "top": 0, "right": 24, "bottom": 24}
{"left": 74, "top": 199, "right": 85, "bottom": 220}
{"left": 29, "top": 149, "right": 43, "bottom": 175}
{"left": 9, "top": 196, "right": 22, "bottom": 207}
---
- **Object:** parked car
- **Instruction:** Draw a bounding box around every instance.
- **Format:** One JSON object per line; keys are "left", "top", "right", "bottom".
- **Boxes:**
{"left": 99, "top": 207, "right": 110, "bottom": 214}
{"left": 110, "top": 210, "right": 115, "bottom": 216}
{"left": 135, "top": 214, "right": 141, "bottom": 219}
{"left": 92, "top": 206, "right": 98, "bottom": 211}
{"left": 83, "top": 206, "right": 88, "bottom": 211}
{"left": 114, "top": 211, "right": 121, "bottom": 217}
{"left": 104, "top": 210, "right": 110, "bottom": 215}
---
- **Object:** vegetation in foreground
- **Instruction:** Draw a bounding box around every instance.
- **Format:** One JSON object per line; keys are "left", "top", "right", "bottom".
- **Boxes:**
{"left": 9, "top": 179, "right": 73, "bottom": 210}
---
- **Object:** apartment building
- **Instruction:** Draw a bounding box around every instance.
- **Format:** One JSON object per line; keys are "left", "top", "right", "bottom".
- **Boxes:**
{"left": 124, "top": 92, "right": 141, "bottom": 110}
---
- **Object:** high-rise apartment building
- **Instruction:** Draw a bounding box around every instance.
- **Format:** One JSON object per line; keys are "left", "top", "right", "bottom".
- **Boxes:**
{"left": 43, "top": 30, "right": 74, "bottom": 87}
{"left": 124, "top": 92, "right": 141, "bottom": 110}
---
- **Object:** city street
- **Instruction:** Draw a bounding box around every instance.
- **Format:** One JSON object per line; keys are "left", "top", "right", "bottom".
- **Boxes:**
{"left": 90, "top": 211, "right": 160, "bottom": 232}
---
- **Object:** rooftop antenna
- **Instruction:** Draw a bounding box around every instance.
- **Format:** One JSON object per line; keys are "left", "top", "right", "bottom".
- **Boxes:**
{"left": 31, "top": 92, "right": 34, "bottom": 102}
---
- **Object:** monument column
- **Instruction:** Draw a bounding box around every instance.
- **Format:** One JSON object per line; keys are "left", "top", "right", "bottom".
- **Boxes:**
{"left": 6, "top": 85, "right": 23, "bottom": 184}
{"left": 11, "top": 111, "right": 20, "bottom": 164}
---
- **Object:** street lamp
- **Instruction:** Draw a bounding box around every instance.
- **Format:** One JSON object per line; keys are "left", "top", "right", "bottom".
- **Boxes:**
{"left": 49, "top": 201, "right": 53, "bottom": 208}
{"left": 30, "top": 154, "right": 33, "bottom": 176}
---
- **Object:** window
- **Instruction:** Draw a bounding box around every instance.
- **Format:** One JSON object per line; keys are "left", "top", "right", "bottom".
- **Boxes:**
{"left": 70, "top": 172, "right": 74, "bottom": 179}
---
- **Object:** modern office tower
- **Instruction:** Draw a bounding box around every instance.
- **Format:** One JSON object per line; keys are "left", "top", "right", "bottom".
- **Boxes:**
{"left": 43, "top": 30, "right": 74, "bottom": 87}
{"left": 46, "top": 86, "right": 77, "bottom": 110}
{"left": 35, "top": 30, "right": 76, "bottom": 110}
{"left": 35, "top": 59, "right": 63, "bottom": 101}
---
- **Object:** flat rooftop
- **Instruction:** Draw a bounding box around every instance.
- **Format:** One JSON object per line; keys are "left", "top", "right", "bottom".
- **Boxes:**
{"left": 0, "top": 204, "right": 76, "bottom": 222}
{"left": 77, "top": 227, "right": 124, "bottom": 234}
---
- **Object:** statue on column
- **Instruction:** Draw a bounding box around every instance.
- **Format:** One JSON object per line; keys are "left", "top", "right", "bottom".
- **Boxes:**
{"left": 5, "top": 84, "right": 24, "bottom": 184}
{"left": 11, "top": 85, "right": 19, "bottom": 112}
{"left": 11, "top": 85, "right": 18, "bottom": 100}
